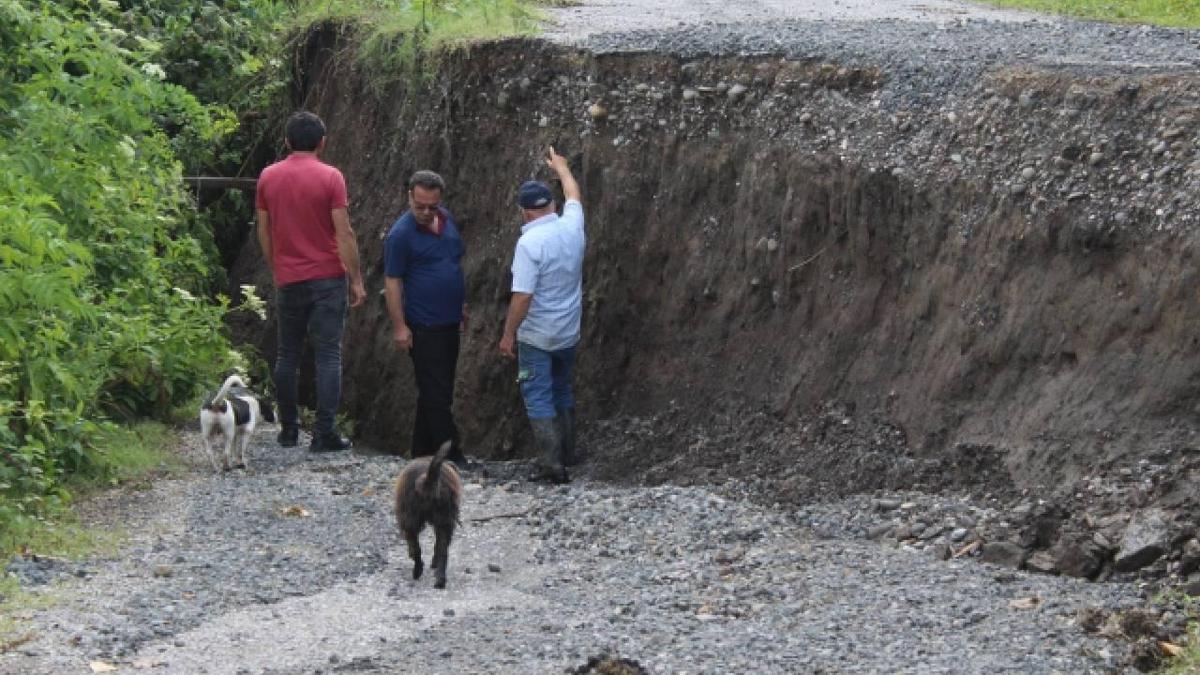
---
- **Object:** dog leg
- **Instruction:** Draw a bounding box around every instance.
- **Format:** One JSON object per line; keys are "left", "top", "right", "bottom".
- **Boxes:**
{"left": 200, "top": 431, "right": 220, "bottom": 473}
{"left": 235, "top": 429, "right": 249, "bottom": 470}
{"left": 432, "top": 524, "right": 453, "bottom": 589}
{"left": 405, "top": 531, "right": 424, "bottom": 580}
{"left": 221, "top": 417, "right": 235, "bottom": 472}
{"left": 232, "top": 431, "right": 244, "bottom": 469}
{"left": 239, "top": 399, "right": 258, "bottom": 470}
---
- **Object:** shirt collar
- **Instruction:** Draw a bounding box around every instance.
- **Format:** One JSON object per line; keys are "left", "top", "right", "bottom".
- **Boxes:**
{"left": 521, "top": 212, "right": 557, "bottom": 235}
{"left": 416, "top": 210, "right": 444, "bottom": 237}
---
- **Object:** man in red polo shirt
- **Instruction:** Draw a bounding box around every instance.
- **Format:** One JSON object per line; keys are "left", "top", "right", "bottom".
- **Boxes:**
{"left": 256, "top": 111, "right": 366, "bottom": 452}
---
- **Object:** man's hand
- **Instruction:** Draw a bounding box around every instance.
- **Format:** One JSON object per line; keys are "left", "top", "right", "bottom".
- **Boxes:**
{"left": 393, "top": 324, "right": 413, "bottom": 352}
{"left": 546, "top": 146, "right": 569, "bottom": 175}
{"left": 500, "top": 292, "right": 531, "bottom": 360}
{"left": 499, "top": 333, "right": 516, "bottom": 359}
{"left": 332, "top": 207, "right": 364, "bottom": 305}
{"left": 545, "top": 146, "right": 580, "bottom": 203}
{"left": 349, "top": 279, "right": 366, "bottom": 308}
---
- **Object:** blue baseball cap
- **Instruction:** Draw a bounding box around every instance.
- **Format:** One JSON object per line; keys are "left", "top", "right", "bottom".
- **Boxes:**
{"left": 517, "top": 181, "right": 553, "bottom": 209}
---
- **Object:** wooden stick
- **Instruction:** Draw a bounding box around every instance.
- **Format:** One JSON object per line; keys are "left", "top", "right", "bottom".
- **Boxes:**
{"left": 468, "top": 510, "right": 531, "bottom": 523}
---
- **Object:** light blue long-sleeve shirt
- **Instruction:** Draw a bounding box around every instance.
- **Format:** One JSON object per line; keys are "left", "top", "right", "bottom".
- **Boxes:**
{"left": 511, "top": 199, "right": 586, "bottom": 351}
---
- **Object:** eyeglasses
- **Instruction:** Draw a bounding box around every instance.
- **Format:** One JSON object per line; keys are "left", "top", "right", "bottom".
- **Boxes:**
{"left": 410, "top": 203, "right": 440, "bottom": 213}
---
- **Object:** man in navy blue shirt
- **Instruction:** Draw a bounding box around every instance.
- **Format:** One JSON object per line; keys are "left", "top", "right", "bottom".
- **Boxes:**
{"left": 384, "top": 170, "right": 470, "bottom": 465}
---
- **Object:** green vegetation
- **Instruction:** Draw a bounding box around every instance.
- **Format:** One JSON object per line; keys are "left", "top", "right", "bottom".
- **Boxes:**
{"left": 1, "top": 0, "right": 545, "bottom": 558}
{"left": 0, "top": 509, "right": 122, "bottom": 564}
{"left": 0, "top": 422, "right": 180, "bottom": 558}
{"left": 1163, "top": 620, "right": 1200, "bottom": 673}
{"left": 0, "top": 574, "right": 60, "bottom": 647}
{"left": 0, "top": 0, "right": 245, "bottom": 542}
{"left": 0, "top": 0, "right": 291, "bottom": 551}
{"left": 293, "top": 0, "right": 544, "bottom": 80}
{"left": 987, "top": 0, "right": 1200, "bottom": 27}
{"left": 0, "top": 422, "right": 177, "bottom": 644}
{"left": 1147, "top": 589, "right": 1200, "bottom": 673}
{"left": 71, "top": 422, "right": 186, "bottom": 490}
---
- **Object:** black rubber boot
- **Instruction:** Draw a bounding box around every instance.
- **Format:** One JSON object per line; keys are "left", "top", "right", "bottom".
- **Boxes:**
{"left": 310, "top": 433, "right": 352, "bottom": 452}
{"left": 277, "top": 425, "right": 299, "bottom": 448}
{"left": 529, "top": 417, "right": 567, "bottom": 483}
{"left": 556, "top": 407, "right": 581, "bottom": 466}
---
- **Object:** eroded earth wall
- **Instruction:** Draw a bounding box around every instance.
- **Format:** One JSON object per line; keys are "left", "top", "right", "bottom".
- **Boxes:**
{"left": 230, "top": 35, "right": 1200, "bottom": 500}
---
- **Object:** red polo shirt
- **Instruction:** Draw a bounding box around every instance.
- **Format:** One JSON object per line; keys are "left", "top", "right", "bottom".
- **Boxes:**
{"left": 256, "top": 153, "right": 349, "bottom": 286}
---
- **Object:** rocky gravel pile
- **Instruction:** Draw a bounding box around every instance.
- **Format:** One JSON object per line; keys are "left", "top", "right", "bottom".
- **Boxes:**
{"left": 0, "top": 428, "right": 1165, "bottom": 674}
{"left": 584, "top": 406, "right": 1200, "bottom": 591}
{"left": 533, "top": 5, "right": 1200, "bottom": 239}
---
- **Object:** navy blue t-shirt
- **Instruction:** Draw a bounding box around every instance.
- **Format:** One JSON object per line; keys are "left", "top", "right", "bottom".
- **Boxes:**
{"left": 383, "top": 208, "right": 465, "bottom": 327}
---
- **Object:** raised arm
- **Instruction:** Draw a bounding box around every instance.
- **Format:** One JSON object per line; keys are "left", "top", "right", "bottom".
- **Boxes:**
{"left": 546, "top": 146, "right": 580, "bottom": 203}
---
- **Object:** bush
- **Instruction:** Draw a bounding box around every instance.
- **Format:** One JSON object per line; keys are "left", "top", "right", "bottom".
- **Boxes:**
{"left": 0, "top": 0, "right": 546, "bottom": 538}
{"left": 0, "top": 0, "right": 242, "bottom": 526}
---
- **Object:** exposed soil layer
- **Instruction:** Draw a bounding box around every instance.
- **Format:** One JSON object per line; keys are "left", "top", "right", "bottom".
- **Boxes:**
{"left": 228, "top": 25, "right": 1200, "bottom": 581}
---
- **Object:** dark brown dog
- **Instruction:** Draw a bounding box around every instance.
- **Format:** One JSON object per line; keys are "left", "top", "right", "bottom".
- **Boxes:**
{"left": 394, "top": 441, "right": 462, "bottom": 589}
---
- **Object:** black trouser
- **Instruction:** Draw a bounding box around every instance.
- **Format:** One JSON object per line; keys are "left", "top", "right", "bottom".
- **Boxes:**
{"left": 409, "top": 323, "right": 460, "bottom": 457}
{"left": 274, "top": 277, "right": 347, "bottom": 437}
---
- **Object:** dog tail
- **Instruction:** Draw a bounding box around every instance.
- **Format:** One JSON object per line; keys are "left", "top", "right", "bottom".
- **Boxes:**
{"left": 425, "top": 440, "right": 454, "bottom": 484}
{"left": 208, "top": 374, "right": 248, "bottom": 408}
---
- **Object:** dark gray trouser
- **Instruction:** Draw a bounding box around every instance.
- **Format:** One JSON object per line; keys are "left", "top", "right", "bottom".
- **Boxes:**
{"left": 273, "top": 276, "right": 347, "bottom": 437}
{"left": 408, "top": 323, "right": 460, "bottom": 457}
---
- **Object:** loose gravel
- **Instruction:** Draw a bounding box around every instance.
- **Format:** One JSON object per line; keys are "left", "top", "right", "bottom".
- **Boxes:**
{"left": 545, "top": 0, "right": 1200, "bottom": 114}
{"left": 542, "top": 0, "right": 1048, "bottom": 41}
{"left": 1, "top": 426, "right": 1144, "bottom": 674}
{"left": 5, "top": 3, "right": 1195, "bottom": 672}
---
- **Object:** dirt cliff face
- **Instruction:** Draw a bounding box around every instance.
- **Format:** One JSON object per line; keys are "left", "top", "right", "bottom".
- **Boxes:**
{"left": 230, "top": 35, "right": 1200, "bottom": 511}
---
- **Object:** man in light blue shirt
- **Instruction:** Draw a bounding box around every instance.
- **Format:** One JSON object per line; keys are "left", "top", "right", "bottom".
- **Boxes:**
{"left": 499, "top": 147, "right": 586, "bottom": 483}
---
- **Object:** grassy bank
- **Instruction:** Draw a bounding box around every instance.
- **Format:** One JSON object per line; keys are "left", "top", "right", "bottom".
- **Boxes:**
{"left": 292, "top": 0, "right": 545, "bottom": 78}
{"left": 0, "top": 423, "right": 183, "bottom": 558}
{"left": 986, "top": 0, "right": 1200, "bottom": 27}
{"left": 0, "top": 422, "right": 184, "bottom": 646}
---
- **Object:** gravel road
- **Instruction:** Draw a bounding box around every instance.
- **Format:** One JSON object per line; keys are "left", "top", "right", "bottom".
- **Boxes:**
{"left": 544, "top": 0, "right": 1200, "bottom": 114}
{"left": 0, "top": 426, "right": 1143, "bottom": 673}
{"left": 542, "top": 0, "right": 1047, "bottom": 40}
{"left": 5, "top": 2, "right": 1197, "bottom": 673}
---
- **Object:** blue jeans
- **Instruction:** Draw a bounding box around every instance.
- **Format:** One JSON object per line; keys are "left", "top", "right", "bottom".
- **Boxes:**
{"left": 517, "top": 343, "right": 576, "bottom": 420}
{"left": 274, "top": 277, "right": 347, "bottom": 437}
